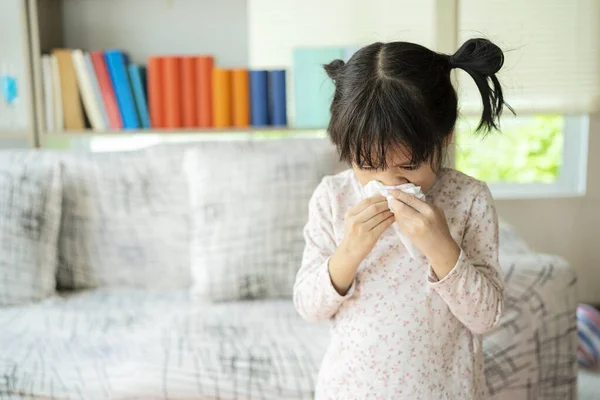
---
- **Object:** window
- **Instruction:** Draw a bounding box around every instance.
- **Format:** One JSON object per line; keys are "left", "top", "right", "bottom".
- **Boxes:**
{"left": 455, "top": 115, "right": 588, "bottom": 198}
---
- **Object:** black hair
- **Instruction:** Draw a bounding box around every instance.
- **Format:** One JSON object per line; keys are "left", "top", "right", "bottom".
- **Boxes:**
{"left": 324, "top": 38, "right": 514, "bottom": 170}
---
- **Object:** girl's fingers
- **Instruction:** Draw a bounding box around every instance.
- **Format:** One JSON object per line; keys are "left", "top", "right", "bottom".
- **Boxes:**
{"left": 389, "top": 198, "right": 420, "bottom": 219}
{"left": 347, "top": 194, "right": 387, "bottom": 217}
{"left": 364, "top": 210, "right": 394, "bottom": 231}
{"left": 371, "top": 214, "right": 395, "bottom": 237}
{"left": 388, "top": 189, "right": 429, "bottom": 214}
{"left": 354, "top": 198, "right": 390, "bottom": 223}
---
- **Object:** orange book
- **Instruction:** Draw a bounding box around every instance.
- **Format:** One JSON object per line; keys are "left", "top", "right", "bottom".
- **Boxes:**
{"left": 148, "top": 57, "right": 164, "bottom": 128}
{"left": 212, "top": 68, "right": 232, "bottom": 128}
{"left": 162, "top": 56, "right": 182, "bottom": 128}
{"left": 231, "top": 69, "right": 250, "bottom": 127}
{"left": 195, "top": 56, "right": 214, "bottom": 127}
{"left": 181, "top": 57, "right": 197, "bottom": 127}
{"left": 52, "top": 49, "right": 85, "bottom": 130}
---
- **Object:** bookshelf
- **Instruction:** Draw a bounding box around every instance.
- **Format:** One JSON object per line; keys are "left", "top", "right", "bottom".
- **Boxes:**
{"left": 0, "top": 0, "right": 37, "bottom": 148}
{"left": 4, "top": 0, "right": 457, "bottom": 149}
{"left": 26, "top": 0, "right": 311, "bottom": 147}
{"left": 41, "top": 128, "right": 328, "bottom": 151}
{"left": 41, "top": 127, "right": 326, "bottom": 136}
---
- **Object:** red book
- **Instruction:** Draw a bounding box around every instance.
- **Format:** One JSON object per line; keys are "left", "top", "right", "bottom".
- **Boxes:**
{"left": 148, "top": 56, "right": 165, "bottom": 128}
{"left": 181, "top": 57, "right": 197, "bottom": 127}
{"left": 90, "top": 51, "right": 122, "bottom": 129}
{"left": 195, "top": 56, "right": 214, "bottom": 128}
{"left": 162, "top": 56, "right": 182, "bottom": 128}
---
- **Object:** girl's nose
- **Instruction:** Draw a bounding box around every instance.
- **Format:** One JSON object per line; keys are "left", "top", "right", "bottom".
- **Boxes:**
{"left": 379, "top": 176, "right": 409, "bottom": 186}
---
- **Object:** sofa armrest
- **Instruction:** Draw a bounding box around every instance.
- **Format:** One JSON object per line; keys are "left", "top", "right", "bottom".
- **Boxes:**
{"left": 485, "top": 253, "right": 578, "bottom": 399}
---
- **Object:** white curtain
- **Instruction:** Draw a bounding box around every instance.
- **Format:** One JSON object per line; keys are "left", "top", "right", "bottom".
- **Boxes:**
{"left": 457, "top": 0, "right": 600, "bottom": 115}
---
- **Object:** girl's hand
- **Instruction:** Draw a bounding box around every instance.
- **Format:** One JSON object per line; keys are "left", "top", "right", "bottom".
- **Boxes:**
{"left": 388, "top": 190, "right": 460, "bottom": 279}
{"left": 328, "top": 195, "right": 395, "bottom": 295}
{"left": 340, "top": 194, "right": 395, "bottom": 263}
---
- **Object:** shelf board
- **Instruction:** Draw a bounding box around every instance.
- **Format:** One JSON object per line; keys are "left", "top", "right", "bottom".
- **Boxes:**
{"left": 40, "top": 127, "right": 328, "bottom": 150}
{"left": 0, "top": 131, "right": 32, "bottom": 140}
{"left": 41, "top": 127, "right": 327, "bottom": 136}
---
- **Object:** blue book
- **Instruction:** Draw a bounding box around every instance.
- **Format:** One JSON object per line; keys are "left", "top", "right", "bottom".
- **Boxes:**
{"left": 293, "top": 47, "right": 344, "bottom": 128}
{"left": 250, "top": 70, "right": 269, "bottom": 126}
{"left": 128, "top": 65, "right": 150, "bottom": 129}
{"left": 268, "top": 70, "right": 287, "bottom": 126}
{"left": 105, "top": 50, "right": 140, "bottom": 129}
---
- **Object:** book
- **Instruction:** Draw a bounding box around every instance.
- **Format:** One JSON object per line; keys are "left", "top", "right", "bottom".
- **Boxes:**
{"left": 181, "top": 57, "right": 197, "bottom": 127}
{"left": 72, "top": 49, "right": 107, "bottom": 130}
{"left": 162, "top": 56, "right": 182, "bottom": 128}
{"left": 84, "top": 53, "right": 109, "bottom": 129}
{"left": 105, "top": 49, "right": 140, "bottom": 129}
{"left": 268, "top": 70, "right": 287, "bottom": 126}
{"left": 231, "top": 69, "right": 250, "bottom": 127}
{"left": 90, "top": 51, "right": 122, "bottom": 129}
{"left": 293, "top": 47, "right": 344, "bottom": 128}
{"left": 128, "top": 64, "right": 150, "bottom": 129}
{"left": 212, "top": 68, "right": 232, "bottom": 128}
{"left": 147, "top": 56, "right": 164, "bottom": 128}
{"left": 52, "top": 49, "right": 85, "bottom": 130}
{"left": 49, "top": 55, "right": 64, "bottom": 132}
{"left": 195, "top": 56, "right": 213, "bottom": 128}
{"left": 41, "top": 55, "right": 55, "bottom": 132}
{"left": 249, "top": 70, "right": 268, "bottom": 126}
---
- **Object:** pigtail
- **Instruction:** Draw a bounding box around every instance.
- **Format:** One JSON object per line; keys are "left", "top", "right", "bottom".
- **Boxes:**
{"left": 449, "top": 38, "right": 514, "bottom": 133}
{"left": 324, "top": 59, "right": 345, "bottom": 80}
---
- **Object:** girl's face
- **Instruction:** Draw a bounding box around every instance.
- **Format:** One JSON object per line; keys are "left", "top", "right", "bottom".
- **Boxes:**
{"left": 352, "top": 148, "right": 439, "bottom": 193}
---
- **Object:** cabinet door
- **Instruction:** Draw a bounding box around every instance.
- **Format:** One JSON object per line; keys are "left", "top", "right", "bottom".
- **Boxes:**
{"left": 0, "top": 0, "right": 34, "bottom": 147}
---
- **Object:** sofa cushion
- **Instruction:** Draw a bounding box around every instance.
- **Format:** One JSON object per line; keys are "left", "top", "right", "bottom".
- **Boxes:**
{"left": 0, "top": 152, "right": 61, "bottom": 306}
{"left": 0, "top": 253, "right": 578, "bottom": 400}
{"left": 57, "top": 150, "right": 190, "bottom": 289}
{"left": 0, "top": 289, "right": 328, "bottom": 399}
{"left": 185, "top": 138, "right": 340, "bottom": 301}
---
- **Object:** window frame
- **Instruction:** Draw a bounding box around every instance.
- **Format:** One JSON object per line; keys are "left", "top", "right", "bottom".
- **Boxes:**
{"left": 483, "top": 115, "right": 589, "bottom": 199}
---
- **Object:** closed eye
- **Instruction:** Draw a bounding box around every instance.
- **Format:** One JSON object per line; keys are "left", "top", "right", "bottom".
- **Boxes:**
{"left": 399, "top": 165, "right": 418, "bottom": 171}
{"left": 358, "top": 165, "right": 383, "bottom": 171}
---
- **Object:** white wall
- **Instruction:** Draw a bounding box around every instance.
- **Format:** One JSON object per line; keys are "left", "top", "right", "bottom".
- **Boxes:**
{"left": 61, "top": 0, "right": 248, "bottom": 67}
{"left": 496, "top": 115, "right": 600, "bottom": 304}
{"left": 247, "top": 0, "right": 437, "bottom": 68}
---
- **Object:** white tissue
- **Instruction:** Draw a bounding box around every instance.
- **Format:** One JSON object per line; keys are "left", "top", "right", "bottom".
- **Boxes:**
{"left": 363, "top": 180, "right": 426, "bottom": 259}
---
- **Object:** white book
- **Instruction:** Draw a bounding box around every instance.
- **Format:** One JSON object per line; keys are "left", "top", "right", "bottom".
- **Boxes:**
{"left": 83, "top": 52, "right": 109, "bottom": 129}
{"left": 41, "top": 55, "right": 55, "bottom": 133}
{"left": 49, "top": 55, "right": 64, "bottom": 132}
{"left": 72, "top": 49, "right": 106, "bottom": 130}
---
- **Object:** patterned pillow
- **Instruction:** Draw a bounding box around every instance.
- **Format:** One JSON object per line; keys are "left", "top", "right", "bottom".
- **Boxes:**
{"left": 0, "top": 154, "right": 62, "bottom": 306}
{"left": 57, "top": 150, "right": 190, "bottom": 290}
{"left": 185, "top": 139, "right": 339, "bottom": 302}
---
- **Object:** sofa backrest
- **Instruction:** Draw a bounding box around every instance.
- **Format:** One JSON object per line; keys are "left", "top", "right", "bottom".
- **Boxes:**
{"left": 0, "top": 138, "right": 534, "bottom": 301}
{"left": 0, "top": 138, "right": 343, "bottom": 297}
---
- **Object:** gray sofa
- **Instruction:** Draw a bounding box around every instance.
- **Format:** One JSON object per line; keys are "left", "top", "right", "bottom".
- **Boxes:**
{"left": 0, "top": 139, "right": 578, "bottom": 399}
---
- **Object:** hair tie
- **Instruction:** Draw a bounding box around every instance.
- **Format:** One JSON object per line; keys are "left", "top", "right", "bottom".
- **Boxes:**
{"left": 448, "top": 55, "right": 459, "bottom": 70}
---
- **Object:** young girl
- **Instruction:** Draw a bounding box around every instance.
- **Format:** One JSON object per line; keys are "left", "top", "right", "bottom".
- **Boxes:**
{"left": 293, "top": 38, "right": 508, "bottom": 399}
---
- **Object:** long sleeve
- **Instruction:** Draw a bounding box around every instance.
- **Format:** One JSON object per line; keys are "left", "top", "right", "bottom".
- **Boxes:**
{"left": 428, "top": 183, "right": 504, "bottom": 335}
{"left": 293, "top": 177, "right": 355, "bottom": 323}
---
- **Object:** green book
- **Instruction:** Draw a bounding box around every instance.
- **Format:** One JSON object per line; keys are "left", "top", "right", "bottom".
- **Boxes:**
{"left": 293, "top": 47, "right": 345, "bottom": 128}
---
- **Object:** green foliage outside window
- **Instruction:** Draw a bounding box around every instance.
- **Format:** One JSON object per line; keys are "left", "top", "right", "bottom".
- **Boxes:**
{"left": 455, "top": 115, "right": 563, "bottom": 183}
